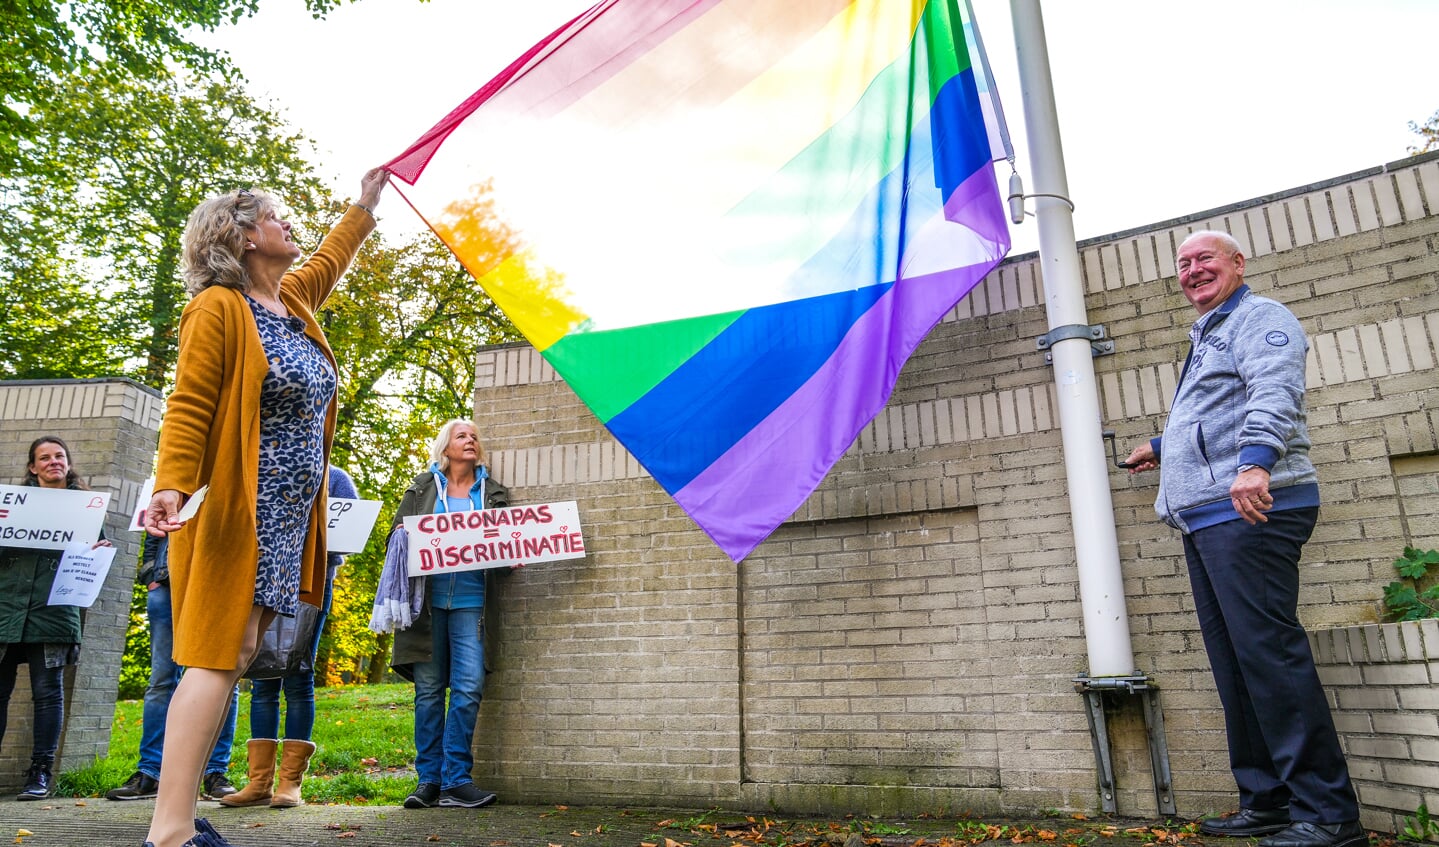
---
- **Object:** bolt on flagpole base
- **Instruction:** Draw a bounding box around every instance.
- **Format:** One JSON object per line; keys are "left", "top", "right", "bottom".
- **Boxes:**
{"left": 1074, "top": 673, "right": 1177, "bottom": 816}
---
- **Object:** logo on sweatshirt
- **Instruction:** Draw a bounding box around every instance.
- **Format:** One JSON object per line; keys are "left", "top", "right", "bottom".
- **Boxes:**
{"left": 1265, "top": 331, "right": 1289, "bottom": 347}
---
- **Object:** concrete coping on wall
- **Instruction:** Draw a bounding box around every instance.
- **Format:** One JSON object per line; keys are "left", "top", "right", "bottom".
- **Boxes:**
{"left": 1310, "top": 618, "right": 1439, "bottom": 666}
{"left": 995, "top": 147, "right": 1439, "bottom": 266}
{"left": 0, "top": 376, "right": 162, "bottom": 397}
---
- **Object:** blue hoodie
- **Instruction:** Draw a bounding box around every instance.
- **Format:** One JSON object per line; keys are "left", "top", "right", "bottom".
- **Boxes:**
{"left": 426, "top": 461, "right": 490, "bottom": 609}
{"left": 1152, "top": 285, "right": 1319, "bottom": 533}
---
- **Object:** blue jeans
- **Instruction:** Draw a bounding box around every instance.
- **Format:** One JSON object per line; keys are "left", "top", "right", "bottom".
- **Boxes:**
{"left": 250, "top": 572, "right": 334, "bottom": 740}
{"left": 411, "top": 606, "right": 484, "bottom": 789}
{"left": 0, "top": 644, "right": 65, "bottom": 762}
{"left": 138, "top": 583, "right": 238, "bottom": 778}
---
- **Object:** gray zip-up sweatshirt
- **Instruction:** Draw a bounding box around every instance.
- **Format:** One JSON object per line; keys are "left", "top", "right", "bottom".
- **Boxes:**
{"left": 1152, "top": 285, "right": 1319, "bottom": 533}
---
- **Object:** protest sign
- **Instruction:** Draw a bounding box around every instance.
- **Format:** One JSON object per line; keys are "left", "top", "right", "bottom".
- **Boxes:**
{"left": 131, "top": 477, "right": 155, "bottom": 530}
{"left": 326, "top": 498, "right": 383, "bottom": 554}
{"left": 0, "top": 484, "right": 110, "bottom": 551}
{"left": 48, "top": 542, "right": 117, "bottom": 607}
{"left": 403, "top": 501, "right": 585, "bottom": 577}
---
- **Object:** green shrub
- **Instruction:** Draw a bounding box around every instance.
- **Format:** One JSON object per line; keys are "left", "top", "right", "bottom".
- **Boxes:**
{"left": 1383, "top": 547, "right": 1439, "bottom": 622}
{"left": 1402, "top": 802, "right": 1439, "bottom": 842}
{"left": 117, "top": 580, "right": 150, "bottom": 700}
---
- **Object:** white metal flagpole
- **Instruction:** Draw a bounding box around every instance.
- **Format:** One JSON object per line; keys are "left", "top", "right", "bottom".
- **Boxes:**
{"left": 1009, "top": 0, "right": 1135, "bottom": 677}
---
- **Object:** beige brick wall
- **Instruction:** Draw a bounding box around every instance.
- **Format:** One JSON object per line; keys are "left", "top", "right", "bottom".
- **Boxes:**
{"left": 0, "top": 379, "right": 161, "bottom": 787}
{"left": 1312, "top": 620, "right": 1439, "bottom": 838}
{"left": 469, "top": 150, "right": 1439, "bottom": 821}
{"left": 1393, "top": 455, "right": 1439, "bottom": 553}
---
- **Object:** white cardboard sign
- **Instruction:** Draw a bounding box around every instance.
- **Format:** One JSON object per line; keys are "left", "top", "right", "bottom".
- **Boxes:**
{"left": 326, "top": 498, "right": 383, "bottom": 554}
{"left": 403, "top": 501, "right": 586, "bottom": 577}
{"left": 47, "top": 542, "right": 117, "bottom": 607}
{"left": 0, "top": 484, "right": 110, "bottom": 551}
{"left": 130, "top": 477, "right": 156, "bottom": 530}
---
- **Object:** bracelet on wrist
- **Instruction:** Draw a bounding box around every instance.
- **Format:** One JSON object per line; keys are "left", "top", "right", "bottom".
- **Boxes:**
{"left": 354, "top": 202, "right": 375, "bottom": 217}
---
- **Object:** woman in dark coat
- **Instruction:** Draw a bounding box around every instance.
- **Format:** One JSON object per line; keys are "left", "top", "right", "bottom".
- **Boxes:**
{"left": 0, "top": 436, "right": 111, "bottom": 800}
{"left": 389, "top": 420, "right": 508, "bottom": 810}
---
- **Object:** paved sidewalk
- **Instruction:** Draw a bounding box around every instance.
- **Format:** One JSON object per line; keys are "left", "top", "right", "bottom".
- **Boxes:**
{"left": 0, "top": 796, "right": 1175, "bottom": 847}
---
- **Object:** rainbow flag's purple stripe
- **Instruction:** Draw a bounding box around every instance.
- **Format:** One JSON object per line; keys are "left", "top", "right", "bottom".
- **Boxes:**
{"left": 388, "top": 0, "right": 1011, "bottom": 561}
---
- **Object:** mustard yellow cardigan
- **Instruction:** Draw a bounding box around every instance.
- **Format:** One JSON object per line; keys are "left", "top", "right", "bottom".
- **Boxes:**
{"left": 156, "top": 206, "right": 374, "bottom": 669}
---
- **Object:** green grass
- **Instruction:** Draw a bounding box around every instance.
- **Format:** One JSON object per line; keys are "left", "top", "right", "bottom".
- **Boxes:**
{"left": 58, "top": 682, "right": 419, "bottom": 805}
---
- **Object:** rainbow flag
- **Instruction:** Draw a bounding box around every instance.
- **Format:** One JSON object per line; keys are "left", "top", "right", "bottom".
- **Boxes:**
{"left": 386, "top": 0, "right": 1011, "bottom": 562}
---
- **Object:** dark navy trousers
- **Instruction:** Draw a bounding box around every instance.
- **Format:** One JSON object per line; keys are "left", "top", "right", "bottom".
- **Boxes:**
{"left": 1183, "top": 507, "right": 1359, "bottom": 823}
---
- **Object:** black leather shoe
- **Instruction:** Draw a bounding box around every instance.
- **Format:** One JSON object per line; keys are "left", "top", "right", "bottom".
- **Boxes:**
{"left": 201, "top": 771, "right": 237, "bottom": 801}
{"left": 1200, "top": 807, "right": 1292, "bottom": 837}
{"left": 108, "top": 771, "right": 160, "bottom": 801}
{"left": 1258, "top": 821, "right": 1367, "bottom": 847}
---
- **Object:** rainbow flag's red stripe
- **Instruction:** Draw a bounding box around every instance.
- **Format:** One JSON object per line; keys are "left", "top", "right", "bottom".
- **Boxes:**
{"left": 388, "top": 0, "right": 1011, "bottom": 561}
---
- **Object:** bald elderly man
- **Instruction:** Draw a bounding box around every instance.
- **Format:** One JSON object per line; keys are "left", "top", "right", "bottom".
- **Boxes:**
{"left": 1126, "top": 231, "right": 1362, "bottom": 847}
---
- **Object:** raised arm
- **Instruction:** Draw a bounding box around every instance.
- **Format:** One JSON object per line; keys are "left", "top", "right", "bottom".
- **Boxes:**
{"left": 283, "top": 168, "right": 390, "bottom": 311}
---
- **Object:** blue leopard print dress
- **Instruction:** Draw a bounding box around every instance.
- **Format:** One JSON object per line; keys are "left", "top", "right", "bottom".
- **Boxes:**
{"left": 247, "top": 296, "right": 336, "bottom": 617}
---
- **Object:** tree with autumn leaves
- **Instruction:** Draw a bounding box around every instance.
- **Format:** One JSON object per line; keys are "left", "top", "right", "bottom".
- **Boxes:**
{"left": 0, "top": 0, "right": 359, "bottom": 175}
{"left": 1412, "top": 109, "right": 1439, "bottom": 156}
{"left": 317, "top": 221, "right": 523, "bottom": 684}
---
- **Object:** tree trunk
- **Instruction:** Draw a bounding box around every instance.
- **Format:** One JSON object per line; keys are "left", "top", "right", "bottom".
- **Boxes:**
{"left": 366, "top": 633, "right": 391, "bottom": 684}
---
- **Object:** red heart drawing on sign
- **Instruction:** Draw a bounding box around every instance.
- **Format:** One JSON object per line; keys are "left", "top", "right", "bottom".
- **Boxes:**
{"left": 559, "top": 526, "right": 567, "bottom": 533}
{"left": 511, "top": 531, "right": 521, "bottom": 539}
{"left": 430, "top": 538, "right": 441, "bottom": 548}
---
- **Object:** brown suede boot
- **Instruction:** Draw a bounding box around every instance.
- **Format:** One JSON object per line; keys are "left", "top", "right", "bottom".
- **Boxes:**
{"left": 219, "top": 739, "right": 277, "bottom": 807}
{"left": 269, "top": 739, "right": 316, "bottom": 808}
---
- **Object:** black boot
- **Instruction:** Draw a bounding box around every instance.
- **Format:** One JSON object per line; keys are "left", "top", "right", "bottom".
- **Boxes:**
{"left": 16, "top": 758, "right": 54, "bottom": 800}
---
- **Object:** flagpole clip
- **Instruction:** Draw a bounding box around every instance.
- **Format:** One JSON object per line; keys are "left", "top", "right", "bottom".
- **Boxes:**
{"left": 1005, "top": 171, "right": 1075, "bottom": 224}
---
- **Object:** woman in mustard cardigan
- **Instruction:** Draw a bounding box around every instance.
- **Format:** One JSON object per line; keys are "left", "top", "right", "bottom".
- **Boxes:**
{"left": 141, "top": 169, "right": 387, "bottom": 847}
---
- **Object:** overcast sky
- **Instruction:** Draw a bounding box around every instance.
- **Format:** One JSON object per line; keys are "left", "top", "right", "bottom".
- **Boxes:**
{"left": 196, "top": 0, "right": 1439, "bottom": 256}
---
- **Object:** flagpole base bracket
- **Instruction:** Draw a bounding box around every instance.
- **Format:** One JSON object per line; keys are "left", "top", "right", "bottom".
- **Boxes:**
{"left": 1074, "top": 672, "right": 1177, "bottom": 817}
